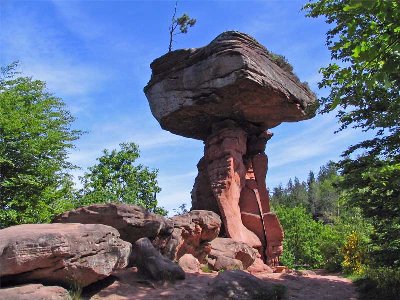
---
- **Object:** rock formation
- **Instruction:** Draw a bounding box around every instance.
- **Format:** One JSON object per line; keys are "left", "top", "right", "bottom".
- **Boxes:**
{"left": 131, "top": 237, "right": 185, "bottom": 281}
{"left": 206, "top": 270, "right": 286, "bottom": 300}
{"left": 53, "top": 203, "right": 174, "bottom": 244}
{"left": 144, "top": 31, "right": 317, "bottom": 267}
{"left": 0, "top": 223, "right": 131, "bottom": 287}
{"left": 160, "top": 210, "right": 221, "bottom": 262}
{"left": 0, "top": 284, "right": 69, "bottom": 300}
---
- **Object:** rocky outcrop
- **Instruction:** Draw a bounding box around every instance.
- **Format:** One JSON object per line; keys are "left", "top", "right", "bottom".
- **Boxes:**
{"left": 144, "top": 31, "right": 316, "bottom": 267}
{"left": 206, "top": 270, "right": 286, "bottom": 300}
{"left": 0, "top": 284, "right": 69, "bottom": 300}
{"left": 0, "top": 223, "right": 131, "bottom": 287}
{"left": 131, "top": 237, "right": 185, "bottom": 281}
{"left": 144, "top": 31, "right": 316, "bottom": 140}
{"left": 161, "top": 210, "right": 221, "bottom": 262}
{"left": 178, "top": 254, "right": 201, "bottom": 273}
{"left": 53, "top": 203, "right": 173, "bottom": 244}
{"left": 208, "top": 238, "right": 259, "bottom": 271}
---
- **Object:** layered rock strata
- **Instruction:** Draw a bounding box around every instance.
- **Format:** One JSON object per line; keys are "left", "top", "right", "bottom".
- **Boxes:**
{"left": 0, "top": 223, "right": 131, "bottom": 287}
{"left": 144, "top": 31, "right": 317, "bottom": 267}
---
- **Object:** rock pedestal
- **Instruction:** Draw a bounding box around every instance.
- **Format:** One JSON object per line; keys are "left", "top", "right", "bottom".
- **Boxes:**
{"left": 144, "top": 31, "right": 317, "bottom": 267}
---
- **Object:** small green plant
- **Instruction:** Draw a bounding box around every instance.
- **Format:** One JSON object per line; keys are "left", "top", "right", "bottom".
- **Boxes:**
{"left": 201, "top": 264, "right": 213, "bottom": 273}
{"left": 168, "top": 1, "right": 196, "bottom": 52}
{"left": 68, "top": 280, "right": 83, "bottom": 300}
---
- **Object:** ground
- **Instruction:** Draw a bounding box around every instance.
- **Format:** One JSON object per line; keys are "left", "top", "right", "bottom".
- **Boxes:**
{"left": 83, "top": 268, "right": 358, "bottom": 300}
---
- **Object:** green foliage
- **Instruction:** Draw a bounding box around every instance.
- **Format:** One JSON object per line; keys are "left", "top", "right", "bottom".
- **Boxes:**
{"left": 274, "top": 206, "right": 324, "bottom": 268}
{"left": 0, "top": 63, "right": 81, "bottom": 227}
{"left": 342, "top": 231, "right": 367, "bottom": 275}
{"left": 273, "top": 202, "right": 371, "bottom": 271}
{"left": 77, "top": 142, "right": 167, "bottom": 215}
{"left": 271, "top": 161, "right": 341, "bottom": 222}
{"left": 168, "top": 1, "right": 196, "bottom": 52}
{"left": 304, "top": 0, "right": 400, "bottom": 158}
{"left": 355, "top": 267, "right": 400, "bottom": 300}
{"left": 304, "top": 0, "right": 400, "bottom": 280}
{"left": 341, "top": 158, "right": 400, "bottom": 267}
{"left": 201, "top": 264, "right": 213, "bottom": 273}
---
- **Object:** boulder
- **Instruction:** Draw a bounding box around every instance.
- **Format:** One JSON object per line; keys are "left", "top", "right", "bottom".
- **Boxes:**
{"left": 161, "top": 210, "right": 221, "bottom": 262}
{"left": 206, "top": 270, "right": 286, "bottom": 300}
{"left": 178, "top": 254, "right": 201, "bottom": 273}
{"left": 0, "top": 284, "right": 69, "bottom": 300}
{"left": 144, "top": 31, "right": 317, "bottom": 140}
{"left": 131, "top": 237, "right": 185, "bottom": 281}
{"left": 53, "top": 203, "right": 173, "bottom": 244}
{"left": 0, "top": 223, "right": 131, "bottom": 287}
{"left": 213, "top": 256, "right": 243, "bottom": 271}
{"left": 208, "top": 238, "right": 258, "bottom": 270}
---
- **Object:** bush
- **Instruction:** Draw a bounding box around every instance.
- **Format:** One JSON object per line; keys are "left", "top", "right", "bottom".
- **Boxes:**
{"left": 355, "top": 267, "right": 400, "bottom": 300}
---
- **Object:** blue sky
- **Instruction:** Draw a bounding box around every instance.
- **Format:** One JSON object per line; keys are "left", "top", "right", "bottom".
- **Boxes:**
{"left": 1, "top": 0, "right": 369, "bottom": 213}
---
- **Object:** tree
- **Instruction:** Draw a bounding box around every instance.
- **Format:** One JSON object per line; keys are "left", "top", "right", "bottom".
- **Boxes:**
{"left": 168, "top": 1, "right": 196, "bottom": 52}
{"left": 78, "top": 142, "right": 167, "bottom": 215}
{"left": 304, "top": 0, "right": 399, "bottom": 158}
{"left": 304, "top": 0, "right": 400, "bottom": 268}
{"left": 0, "top": 63, "right": 81, "bottom": 227}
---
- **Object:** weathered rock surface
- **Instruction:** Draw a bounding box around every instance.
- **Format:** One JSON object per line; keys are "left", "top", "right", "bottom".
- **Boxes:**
{"left": 0, "top": 223, "right": 131, "bottom": 287}
{"left": 144, "top": 31, "right": 317, "bottom": 140}
{"left": 0, "top": 284, "right": 69, "bottom": 300}
{"left": 131, "top": 237, "right": 185, "bottom": 281}
{"left": 161, "top": 210, "right": 221, "bottom": 262}
{"left": 53, "top": 203, "right": 173, "bottom": 244}
{"left": 178, "top": 254, "right": 201, "bottom": 273}
{"left": 208, "top": 237, "right": 258, "bottom": 270}
{"left": 206, "top": 270, "right": 286, "bottom": 300}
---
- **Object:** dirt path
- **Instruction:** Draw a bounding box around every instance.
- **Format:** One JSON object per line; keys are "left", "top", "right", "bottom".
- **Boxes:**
{"left": 85, "top": 268, "right": 358, "bottom": 300}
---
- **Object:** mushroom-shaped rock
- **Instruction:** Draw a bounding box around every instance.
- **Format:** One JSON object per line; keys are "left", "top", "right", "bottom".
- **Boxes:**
{"left": 144, "top": 31, "right": 317, "bottom": 140}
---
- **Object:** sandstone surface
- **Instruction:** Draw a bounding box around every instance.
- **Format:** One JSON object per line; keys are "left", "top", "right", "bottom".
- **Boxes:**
{"left": 208, "top": 237, "right": 258, "bottom": 270}
{"left": 161, "top": 210, "right": 221, "bottom": 262}
{"left": 131, "top": 237, "right": 185, "bottom": 281}
{"left": 144, "top": 31, "right": 316, "bottom": 140}
{"left": 0, "top": 223, "right": 131, "bottom": 287}
{"left": 206, "top": 270, "right": 286, "bottom": 300}
{"left": 53, "top": 203, "right": 173, "bottom": 244}
{"left": 0, "top": 284, "right": 69, "bottom": 300}
{"left": 178, "top": 254, "right": 201, "bottom": 272}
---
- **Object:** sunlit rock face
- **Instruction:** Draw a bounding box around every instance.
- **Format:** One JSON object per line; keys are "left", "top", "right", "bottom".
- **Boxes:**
{"left": 144, "top": 31, "right": 317, "bottom": 267}
{"left": 144, "top": 31, "right": 316, "bottom": 140}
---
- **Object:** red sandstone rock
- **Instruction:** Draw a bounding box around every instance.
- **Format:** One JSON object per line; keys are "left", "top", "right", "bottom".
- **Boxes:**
{"left": 144, "top": 31, "right": 316, "bottom": 140}
{"left": 53, "top": 203, "right": 173, "bottom": 244}
{"left": 209, "top": 238, "right": 258, "bottom": 270}
{"left": 0, "top": 284, "right": 69, "bottom": 300}
{"left": 206, "top": 270, "right": 286, "bottom": 300}
{"left": 161, "top": 210, "right": 221, "bottom": 262}
{"left": 0, "top": 223, "right": 131, "bottom": 287}
{"left": 131, "top": 237, "right": 185, "bottom": 281}
{"left": 205, "top": 122, "right": 262, "bottom": 248}
{"left": 178, "top": 254, "right": 201, "bottom": 273}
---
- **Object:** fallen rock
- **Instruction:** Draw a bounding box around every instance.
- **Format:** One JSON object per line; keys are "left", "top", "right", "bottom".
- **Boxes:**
{"left": 178, "top": 254, "right": 201, "bottom": 273}
{"left": 161, "top": 210, "right": 221, "bottom": 262}
{"left": 132, "top": 237, "right": 185, "bottom": 281}
{"left": 214, "top": 256, "right": 243, "bottom": 271}
{"left": 53, "top": 203, "right": 173, "bottom": 244}
{"left": 247, "top": 257, "right": 274, "bottom": 274}
{"left": 206, "top": 270, "right": 286, "bottom": 300}
{"left": 208, "top": 237, "right": 258, "bottom": 270}
{"left": 0, "top": 284, "right": 69, "bottom": 300}
{"left": 0, "top": 223, "right": 131, "bottom": 287}
{"left": 144, "top": 31, "right": 317, "bottom": 140}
